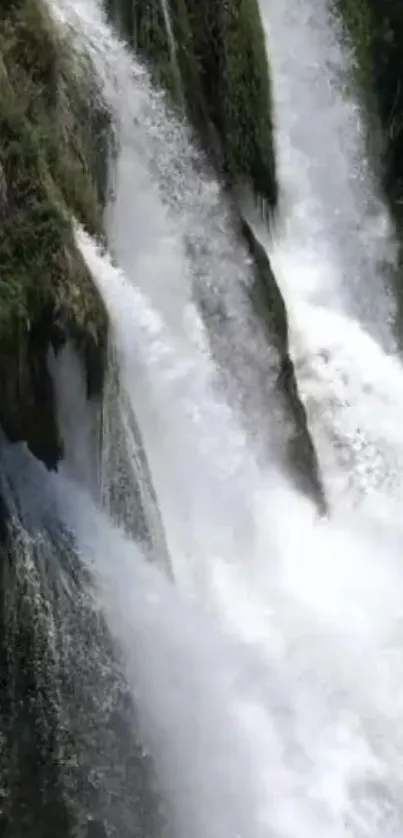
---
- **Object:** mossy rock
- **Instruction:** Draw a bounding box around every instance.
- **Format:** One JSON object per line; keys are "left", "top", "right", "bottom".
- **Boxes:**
{"left": 185, "top": 0, "right": 277, "bottom": 205}
{"left": 0, "top": 0, "right": 110, "bottom": 464}
{"left": 104, "top": 0, "right": 277, "bottom": 206}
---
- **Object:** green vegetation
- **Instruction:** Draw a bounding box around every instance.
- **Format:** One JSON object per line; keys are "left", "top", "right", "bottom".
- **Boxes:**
{"left": 0, "top": 0, "right": 109, "bottom": 461}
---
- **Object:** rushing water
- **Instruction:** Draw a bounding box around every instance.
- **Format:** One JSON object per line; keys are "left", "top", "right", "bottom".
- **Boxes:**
{"left": 257, "top": 0, "right": 403, "bottom": 512}
{"left": 3, "top": 0, "right": 403, "bottom": 835}
{"left": 259, "top": 0, "right": 397, "bottom": 344}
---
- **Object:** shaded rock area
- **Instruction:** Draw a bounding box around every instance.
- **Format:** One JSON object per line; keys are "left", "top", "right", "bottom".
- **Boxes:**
{"left": 242, "top": 220, "right": 326, "bottom": 511}
{"left": 333, "top": 0, "right": 403, "bottom": 323}
{"left": 0, "top": 470, "right": 163, "bottom": 838}
{"left": 334, "top": 0, "right": 403, "bottom": 211}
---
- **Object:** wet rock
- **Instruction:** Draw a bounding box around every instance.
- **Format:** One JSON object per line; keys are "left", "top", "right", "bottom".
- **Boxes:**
{"left": 105, "top": 0, "right": 277, "bottom": 207}
{"left": 0, "top": 498, "right": 162, "bottom": 838}
{"left": 242, "top": 217, "right": 327, "bottom": 511}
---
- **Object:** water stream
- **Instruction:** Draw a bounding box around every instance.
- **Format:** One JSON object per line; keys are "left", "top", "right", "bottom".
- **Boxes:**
{"left": 3, "top": 0, "right": 403, "bottom": 835}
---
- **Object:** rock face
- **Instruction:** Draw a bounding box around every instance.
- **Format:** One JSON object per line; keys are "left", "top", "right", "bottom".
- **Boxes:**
{"left": 241, "top": 219, "right": 326, "bottom": 510}
{"left": 105, "top": 0, "right": 278, "bottom": 208}
{"left": 0, "top": 0, "right": 109, "bottom": 466}
{"left": 0, "top": 465, "right": 161, "bottom": 838}
{"left": 105, "top": 0, "right": 325, "bottom": 508}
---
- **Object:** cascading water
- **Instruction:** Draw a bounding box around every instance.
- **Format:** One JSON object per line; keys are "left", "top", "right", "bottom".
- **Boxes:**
{"left": 4, "top": 0, "right": 403, "bottom": 835}
{"left": 257, "top": 0, "right": 403, "bottom": 512}
{"left": 0, "top": 437, "right": 162, "bottom": 838}
{"left": 258, "top": 0, "right": 397, "bottom": 345}
{"left": 52, "top": 0, "right": 299, "bottom": 476}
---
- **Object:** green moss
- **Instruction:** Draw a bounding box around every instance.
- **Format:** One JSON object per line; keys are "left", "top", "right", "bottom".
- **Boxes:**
{"left": 105, "top": 0, "right": 277, "bottom": 206}
{"left": 332, "top": 0, "right": 374, "bottom": 86}
{"left": 0, "top": 0, "right": 108, "bottom": 336}
{"left": 0, "top": 0, "right": 110, "bottom": 460}
{"left": 171, "top": 0, "right": 277, "bottom": 204}
{"left": 218, "top": 0, "right": 277, "bottom": 203}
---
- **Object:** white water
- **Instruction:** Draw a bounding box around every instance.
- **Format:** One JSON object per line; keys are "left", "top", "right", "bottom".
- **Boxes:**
{"left": 259, "top": 0, "right": 397, "bottom": 350}
{"left": 256, "top": 0, "right": 403, "bottom": 512}
{"left": 25, "top": 0, "right": 403, "bottom": 836}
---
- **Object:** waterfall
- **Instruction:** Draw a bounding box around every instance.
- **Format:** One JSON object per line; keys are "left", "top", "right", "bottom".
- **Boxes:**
{"left": 52, "top": 0, "right": 297, "bottom": 471}
{"left": 71, "top": 236, "right": 403, "bottom": 838}
{"left": 256, "top": 0, "right": 403, "bottom": 512}
{"left": 3, "top": 0, "right": 403, "bottom": 835}
{"left": 259, "top": 0, "right": 397, "bottom": 348}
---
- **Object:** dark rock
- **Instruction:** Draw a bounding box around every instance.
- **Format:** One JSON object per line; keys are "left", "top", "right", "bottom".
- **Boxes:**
{"left": 104, "top": 0, "right": 278, "bottom": 207}
{"left": 333, "top": 0, "right": 403, "bottom": 330}
{"left": 0, "top": 486, "right": 162, "bottom": 838}
{"left": 242, "top": 218, "right": 327, "bottom": 511}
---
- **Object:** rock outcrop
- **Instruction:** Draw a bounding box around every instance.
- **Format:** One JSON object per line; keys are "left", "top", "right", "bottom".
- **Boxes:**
{"left": 105, "top": 0, "right": 278, "bottom": 208}
{"left": 0, "top": 0, "right": 109, "bottom": 466}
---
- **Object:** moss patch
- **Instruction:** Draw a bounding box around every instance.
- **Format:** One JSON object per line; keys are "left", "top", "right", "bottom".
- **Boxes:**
{"left": 104, "top": 0, "right": 277, "bottom": 206}
{"left": 0, "top": 0, "right": 110, "bottom": 462}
